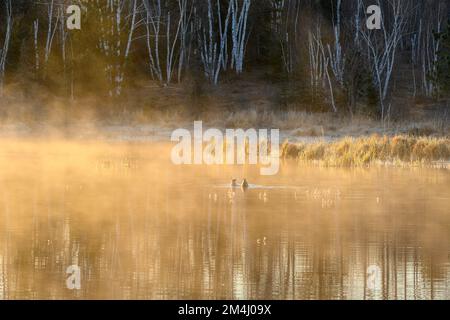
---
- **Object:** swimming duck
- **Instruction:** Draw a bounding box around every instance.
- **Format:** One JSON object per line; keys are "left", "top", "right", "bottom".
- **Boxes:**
{"left": 231, "top": 179, "right": 239, "bottom": 188}
{"left": 241, "top": 179, "right": 249, "bottom": 190}
{"left": 257, "top": 237, "right": 267, "bottom": 245}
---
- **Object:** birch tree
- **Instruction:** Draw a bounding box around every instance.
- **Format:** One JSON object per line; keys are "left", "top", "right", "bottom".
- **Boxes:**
{"left": 354, "top": 0, "right": 363, "bottom": 46}
{"left": 360, "top": 0, "right": 411, "bottom": 122}
{"left": 309, "top": 26, "right": 338, "bottom": 113}
{"left": 32, "top": 0, "right": 65, "bottom": 79}
{"left": 95, "top": 0, "right": 139, "bottom": 96}
{"left": 327, "top": 0, "right": 344, "bottom": 86}
{"left": 196, "top": 0, "right": 219, "bottom": 83}
{"left": 196, "top": 0, "right": 232, "bottom": 84}
{"left": 0, "top": 0, "right": 13, "bottom": 94}
{"left": 271, "top": 0, "right": 301, "bottom": 76}
{"left": 417, "top": 1, "right": 447, "bottom": 97}
{"left": 143, "top": 0, "right": 163, "bottom": 83}
{"left": 307, "top": 26, "right": 326, "bottom": 106}
{"left": 229, "top": 0, "right": 251, "bottom": 74}
{"left": 143, "top": 0, "right": 192, "bottom": 86}
{"left": 44, "top": 0, "right": 58, "bottom": 66}
{"left": 177, "top": 0, "right": 194, "bottom": 83}
{"left": 59, "top": 5, "right": 70, "bottom": 94}
{"left": 33, "top": 19, "right": 40, "bottom": 74}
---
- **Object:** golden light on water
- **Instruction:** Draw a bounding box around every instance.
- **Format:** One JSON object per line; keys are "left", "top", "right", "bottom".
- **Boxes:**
{"left": 0, "top": 0, "right": 449, "bottom": 307}
{"left": 0, "top": 139, "right": 449, "bottom": 299}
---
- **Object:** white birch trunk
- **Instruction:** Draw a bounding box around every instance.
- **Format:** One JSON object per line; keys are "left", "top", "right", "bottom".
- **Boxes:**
{"left": 0, "top": 0, "right": 12, "bottom": 94}
{"left": 196, "top": 0, "right": 231, "bottom": 84}
{"left": 308, "top": 27, "right": 326, "bottom": 103}
{"left": 360, "top": 0, "right": 410, "bottom": 122}
{"left": 273, "top": 0, "right": 300, "bottom": 76}
{"left": 177, "top": 0, "right": 193, "bottom": 83}
{"left": 230, "top": 0, "right": 251, "bottom": 74}
{"left": 327, "top": 0, "right": 344, "bottom": 86}
{"left": 33, "top": 19, "right": 40, "bottom": 74}
{"left": 44, "top": 0, "right": 58, "bottom": 65}
{"left": 144, "top": 0, "right": 186, "bottom": 85}
{"left": 97, "top": 0, "right": 138, "bottom": 96}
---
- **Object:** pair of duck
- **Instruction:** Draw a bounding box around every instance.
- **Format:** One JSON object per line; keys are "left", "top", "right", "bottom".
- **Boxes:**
{"left": 231, "top": 179, "right": 249, "bottom": 190}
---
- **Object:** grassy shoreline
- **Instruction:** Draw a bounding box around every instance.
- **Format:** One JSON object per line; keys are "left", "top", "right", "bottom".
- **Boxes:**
{"left": 281, "top": 135, "right": 450, "bottom": 168}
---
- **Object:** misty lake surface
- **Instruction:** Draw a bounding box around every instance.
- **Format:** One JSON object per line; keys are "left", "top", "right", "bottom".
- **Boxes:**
{"left": 0, "top": 140, "right": 449, "bottom": 300}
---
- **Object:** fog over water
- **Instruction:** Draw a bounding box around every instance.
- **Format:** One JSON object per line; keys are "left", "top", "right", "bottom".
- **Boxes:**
{"left": 0, "top": 139, "right": 449, "bottom": 300}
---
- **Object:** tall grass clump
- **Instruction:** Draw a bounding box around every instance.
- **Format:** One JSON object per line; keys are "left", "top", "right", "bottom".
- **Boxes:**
{"left": 281, "top": 135, "right": 450, "bottom": 167}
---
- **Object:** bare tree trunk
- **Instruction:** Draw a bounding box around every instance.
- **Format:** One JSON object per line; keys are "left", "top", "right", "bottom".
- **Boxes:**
{"left": 166, "top": 7, "right": 183, "bottom": 85}
{"left": 96, "top": 0, "right": 139, "bottom": 96}
{"left": 230, "top": 0, "right": 251, "bottom": 74}
{"left": 214, "top": 0, "right": 232, "bottom": 83}
{"left": 360, "top": 0, "right": 410, "bottom": 123}
{"left": 60, "top": 7, "right": 68, "bottom": 95}
{"left": 327, "top": 0, "right": 344, "bottom": 86}
{"left": 117, "top": 0, "right": 138, "bottom": 95}
{"left": 0, "top": 0, "right": 13, "bottom": 95}
{"left": 311, "top": 28, "right": 338, "bottom": 113}
{"left": 144, "top": 0, "right": 163, "bottom": 82}
{"left": 44, "top": 0, "right": 59, "bottom": 66}
{"left": 354, "top": 0, "right": 362, "bottom": 45}
{"left": 308, "top": 26, "right": 325, "bottom": 106}
{"left": 33, "top": 19, "right": 40, "bottom": 75}
{"left": 419, "top": 1, "right": 445, "bottom": 97}
{"left": 196, "top": 0, "right": 232, "bottom": 84}
{"left": 273, "top": 0, "right": 301, "bottom": 76}
{"left": 144, "top": 0, "right": 186, "bottom": 86}
{"left": 177, "top": 0, "right": 194, "bottom": 83}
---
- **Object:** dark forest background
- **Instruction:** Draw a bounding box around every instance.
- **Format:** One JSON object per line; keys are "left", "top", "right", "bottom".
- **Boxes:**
{"left": 0, "top": 0, "right": 450, "bottom": 124}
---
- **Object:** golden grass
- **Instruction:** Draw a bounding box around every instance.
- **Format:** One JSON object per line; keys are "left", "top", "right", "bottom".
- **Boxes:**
{"left": 281, "top": 135, "right": 450, "bottom": 167}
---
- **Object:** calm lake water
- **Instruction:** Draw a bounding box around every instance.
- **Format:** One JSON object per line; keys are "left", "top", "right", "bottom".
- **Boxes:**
{"left": 0, "top": 140, "right": 449, "bottom": 300}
